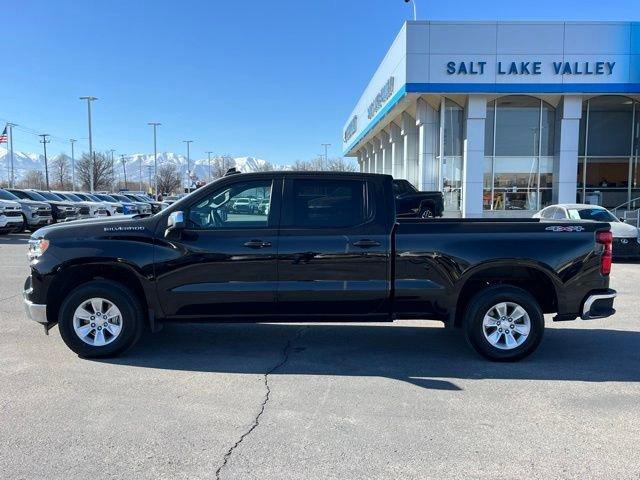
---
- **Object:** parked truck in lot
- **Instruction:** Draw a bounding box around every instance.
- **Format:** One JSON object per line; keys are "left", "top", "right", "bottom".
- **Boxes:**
{"left": 23, "top": 172, "right": 617, "bottom": 361}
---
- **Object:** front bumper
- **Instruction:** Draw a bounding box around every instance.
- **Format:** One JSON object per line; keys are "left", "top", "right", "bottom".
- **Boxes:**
{"left": 612, "top": 237, "right": 640, "bottom": 259}
{"left": 23, "top": 285, "right": 48, "bottom": 324}
{"left": 27, "top": 216, "right": 52, "bottom": 227}
{"left": 0, "top": 216, "right": 23, "bottom": 228}
{"left": 581, "top": 289, "right": 617, "bottom": 320}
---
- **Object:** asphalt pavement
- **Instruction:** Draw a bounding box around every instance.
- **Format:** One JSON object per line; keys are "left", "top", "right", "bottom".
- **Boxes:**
{"left": 1, "top": 232, "right": 639, "bottom": 479}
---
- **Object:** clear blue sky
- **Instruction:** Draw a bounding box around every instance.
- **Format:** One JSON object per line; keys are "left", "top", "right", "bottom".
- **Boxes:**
{"left": 2, "top": 0, "right": 638, "bottom": 165}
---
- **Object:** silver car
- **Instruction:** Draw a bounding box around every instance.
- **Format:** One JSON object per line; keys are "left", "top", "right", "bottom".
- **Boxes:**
{"left": 0, "top": 188, "right": 51, "bottom": 231}
{"left": 534, "top": 203, "right": 640, "bottom": 259}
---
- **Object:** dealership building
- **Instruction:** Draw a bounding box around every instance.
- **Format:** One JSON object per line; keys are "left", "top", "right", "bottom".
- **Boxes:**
{"left": 343, "top": 21, "right": 640, "bottom": 217}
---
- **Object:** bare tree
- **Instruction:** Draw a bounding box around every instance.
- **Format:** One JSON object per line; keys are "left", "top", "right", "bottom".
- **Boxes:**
{"left": 76, "top": 152, "right": 115, "bottom": 191}
{"left": 210, "top": 156, "right": 234, "bottom": 179}
{"left": 51, "top": 154, "right": 71, "bottom": 189}
{"left": 18, "top": 170, "right": 46, "bottom": 189}
{"left": 253, "top": 160, "right": 274, "bottom": 172}
{"left": 291, "top": 156, "right": 357, "bottom": 172}
{"left": 156, "top": 163, "right": 182, "bottom": 195}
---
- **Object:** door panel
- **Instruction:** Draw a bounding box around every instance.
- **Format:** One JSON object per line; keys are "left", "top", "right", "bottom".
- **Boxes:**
{"left": 277, "top": 177, "right": 391, "bottom": 317}
{"left": 154, "top": 178, "right": 281, "bottom": 318}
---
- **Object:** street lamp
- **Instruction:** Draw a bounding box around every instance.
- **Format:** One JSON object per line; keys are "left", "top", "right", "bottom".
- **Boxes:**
{"left": 183, "top": 140, "right": 193, "bottom": 192}
{"left": 79, "top": 96, "right": 98, "bottom": 191}
{"left": 404, "top": 0, "right": 417, "bottom": 20}
{"left": 38, "top": 134, "right": 51, "bottom": 190}
{"left": 148, "top": 122, "right": 161, "bottom": 199}
{"left": 206, "top": 151, "right": 214, "bottom": 181}
{"left": 70, "top": 139, "right": 77, "bottom": 189}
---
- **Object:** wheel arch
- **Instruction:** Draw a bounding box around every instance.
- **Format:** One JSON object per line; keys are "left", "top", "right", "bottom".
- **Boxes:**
{"left": 46, "top": 261, "right": 152, "bottom": 326}
{"left": 452, "top": 260, "right": 560, "bottom": 329}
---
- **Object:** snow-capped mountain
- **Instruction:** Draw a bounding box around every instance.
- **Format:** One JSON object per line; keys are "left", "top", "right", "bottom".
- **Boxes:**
{"left": 0, "top": 147, "right": 271, "bottom": 182}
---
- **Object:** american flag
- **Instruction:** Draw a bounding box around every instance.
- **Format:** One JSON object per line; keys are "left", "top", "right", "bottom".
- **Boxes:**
{"left": 0, "top": 125, "right": 7, "bottom": 143}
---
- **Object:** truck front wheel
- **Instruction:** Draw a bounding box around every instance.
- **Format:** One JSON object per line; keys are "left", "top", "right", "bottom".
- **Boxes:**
{"left": 464, "top": 285, "right": 544, "bottom": 362}
{"left": 58, "top": 280, "right": 144, "bottom": 358}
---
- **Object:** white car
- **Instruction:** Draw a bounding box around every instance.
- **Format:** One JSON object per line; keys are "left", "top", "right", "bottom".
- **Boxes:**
{"left": 534, "top": 204, "right": 640, "bottom": 259}
{"left": 0, "top": 198, "right": 25, "bottom": 234}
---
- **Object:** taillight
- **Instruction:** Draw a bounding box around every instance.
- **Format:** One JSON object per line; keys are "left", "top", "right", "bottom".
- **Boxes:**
{"left": 596, "top": 230, "right": 613, "bottom": 275}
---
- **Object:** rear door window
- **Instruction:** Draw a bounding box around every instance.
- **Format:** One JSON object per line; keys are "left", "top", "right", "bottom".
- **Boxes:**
{"left": 288, "top": 179, "right": 371, "bottom": 228}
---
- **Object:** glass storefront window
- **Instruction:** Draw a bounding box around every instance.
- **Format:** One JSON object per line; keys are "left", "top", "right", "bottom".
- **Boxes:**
{"left": 484, "top": 96, "right": 556, "bottom": 211}
{"left": 578, "top": 96, "right": 639, "bottom": 210}
{"left": 438, "top": 99, "right": 464, "bottom": 212}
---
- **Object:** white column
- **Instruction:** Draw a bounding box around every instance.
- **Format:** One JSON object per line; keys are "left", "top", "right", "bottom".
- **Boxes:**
{"left": 378, "top": 130, "right": 390, "bottom": 175}
{"left": 388, "top": 122, "right": 403, "bottom": 178}
{"left": 372, "top": 138, "right": 381, "bottom": 173}
{"left": 555, "top": 95, "right": 582, "bottom": 204}
{"left": 357, "top": 150, "right": 364, "bottom": 172}
{"left": 401, "top": 112, "right": 418, "bottom": 185}
{"left": 416, "top": 97, "right": 439, "bottom": 191}
{"left": 462, "top": 95, "right": 487, "bottom": 218}
{"left": 364, "top": 142, "right": 373, "bottom": 173}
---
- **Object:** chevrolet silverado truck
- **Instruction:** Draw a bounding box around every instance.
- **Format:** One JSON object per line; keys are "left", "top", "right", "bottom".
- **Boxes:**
{"left": 393, "top": 179, "right": 444, "bottom": 218}
{"left": 23, "top": 172, "right": 617, "bottom": 361}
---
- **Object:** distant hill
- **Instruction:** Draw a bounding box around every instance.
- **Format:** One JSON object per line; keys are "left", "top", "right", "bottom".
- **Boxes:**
{"left": 0, "top": 147, "right": 271, "bottom": 182}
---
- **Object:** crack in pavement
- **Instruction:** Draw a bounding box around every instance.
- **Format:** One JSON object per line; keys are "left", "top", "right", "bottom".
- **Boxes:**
{"left": 214, "top": 327, "right": 306, "bottom": 480}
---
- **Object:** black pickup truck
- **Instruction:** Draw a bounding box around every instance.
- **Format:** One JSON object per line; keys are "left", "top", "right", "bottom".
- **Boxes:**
{"left": 393, "top": 179, "right": 444, "bottom": 218}
{"left": 23, "top": 171, "right": 616, "bottom": 361}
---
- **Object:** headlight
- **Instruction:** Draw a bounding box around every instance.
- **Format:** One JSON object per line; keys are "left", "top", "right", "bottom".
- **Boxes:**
{"left": 28, "top": 238, "right": 50, "bottom": 260}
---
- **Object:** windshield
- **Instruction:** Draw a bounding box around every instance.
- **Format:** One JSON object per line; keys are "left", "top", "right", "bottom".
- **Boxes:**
{"left": 393, "top": 180, "right": 417, "bottom": 195}
{"left": 0, "top": 189, "right": 20, "bottom": 201}
{"left": 20, "top": 190, "right": 46, "bottom": 201}
{"left": 111, "top": 194, "right": 131, "bottom": 203}
{"left": 95, "top": 194, "right": 117, "bottom": 202}
{"left": 86, "top": 194, "right": 103, "bottom": 202}
{"left": 58, "top": 192, "right": 83, "bottom": 202}
{"left": 567, "top": 208, "right": 618, "bottom": 222}
{"left": 37, "top": 191, "right": 64, "bottom": 201}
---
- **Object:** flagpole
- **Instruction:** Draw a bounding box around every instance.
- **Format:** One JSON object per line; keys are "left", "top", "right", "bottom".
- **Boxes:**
{"left": 7, "top": 123, "right": 17, "bottom": 188}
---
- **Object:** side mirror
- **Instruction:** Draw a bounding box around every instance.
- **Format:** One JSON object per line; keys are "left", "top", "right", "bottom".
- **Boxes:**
{"left": 165, "top": 211, "right": 185, "bottom": 237}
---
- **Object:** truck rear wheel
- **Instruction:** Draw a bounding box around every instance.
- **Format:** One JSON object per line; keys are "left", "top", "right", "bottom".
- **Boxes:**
{"left": 464, "top": 285, "right": 544, "bottom": 362}
{"left": 58, "top": 280, "right": 144, "bottom": 358}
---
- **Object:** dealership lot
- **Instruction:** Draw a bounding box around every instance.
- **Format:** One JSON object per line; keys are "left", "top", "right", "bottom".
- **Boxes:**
{"left": 1, "top": 233, "right": 639, "bottom": 479}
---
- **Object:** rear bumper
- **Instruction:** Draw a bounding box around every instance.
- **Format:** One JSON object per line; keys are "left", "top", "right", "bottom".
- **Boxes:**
{"left": 581, "top": 289, "right": 617, "bottom": 320}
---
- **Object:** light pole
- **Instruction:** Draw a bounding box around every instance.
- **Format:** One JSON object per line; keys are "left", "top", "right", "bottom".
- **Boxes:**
{"left": 39, "top": 134, "right": 51, "bottom": 190}
{"left": 404, "top": 0, "right": 417, "bottom": 20}
{"left": 120, "top": 154, "right": 128, "bottom": 188}
{"left": 148, "top": 122, "right": 161, "bottom": 199}
{"left": 79, "top": 96, "right": 98, "bottom": 191}
{"left": 110, "top": 149, "right": 116, "bottom": 191}
{"left": 139, "top": 156, "right": 143, "bottom": 192}
{"left": 183, "top": 140, "right": 193, "bottom": 192}
{"left": 6, "top": 123, "right": 17, "bottom": 188}
{"left": 321, "top": 143, "right": 331, "bottom": 167}
{"left": 70, "top": 139, "right": 77, "bottom": 190}
{"left": 206, "top": 151, "right": 214, "bottom": 181}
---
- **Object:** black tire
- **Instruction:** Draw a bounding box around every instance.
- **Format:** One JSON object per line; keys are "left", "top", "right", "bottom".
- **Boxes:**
{"left": 58, "top": 280, "right": 144, "bottom": 358}
{"left": 18, "top": 214, "right": 27, "bottom": 233}
{"left": 420, "top": 207, "right": 434, "bottom": 219}
{"left": 464, "top": 285, "right": 544, "bottom": 362}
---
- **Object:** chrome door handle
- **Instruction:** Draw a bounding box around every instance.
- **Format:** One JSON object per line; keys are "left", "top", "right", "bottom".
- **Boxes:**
{"left": 352, "top": 239, "right": 381, "bottom": 248}
{"left": 243, "top": 240, "right": 272, "bottom": 249}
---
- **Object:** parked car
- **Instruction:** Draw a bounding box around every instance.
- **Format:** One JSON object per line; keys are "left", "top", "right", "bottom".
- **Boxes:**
{"left": 534, "top": 204, "right": 640, "bottom": 259}
{"left": 393, "top": 179, "right": 444, "bottom": 218}
{"left": 53, "top": 191, "right": 109, "bottom": 219}
{"left": 0, "top": 189, "right": 51, "bottom": 232}
{"left": 257, "top": 198, "right": 270, "bottom": 215}
{"left": 230, "top": 197, "right": 255, "bottom": 214}
{"left": 73, "top": 192, "right": 122, "bottom": 216}
{"left": 8, "top": 189, "right": 78, "bottom": 223}
{"left": 24, "top": 172, "right": 616, "bottom": 361}
{"left": 0, "top": 197, "right": 24, "bottom": 234}
{"left": 110, "top": 193, "right": 151, "bottom": 215}
{"left": 121, "top": 193, "right": 163, "bottom": 214}
{"left": 162, "top": 194, "right": 186, "bottom": 206}
{"left": 93, "top": 194, "right": 139, "bottom": 215}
